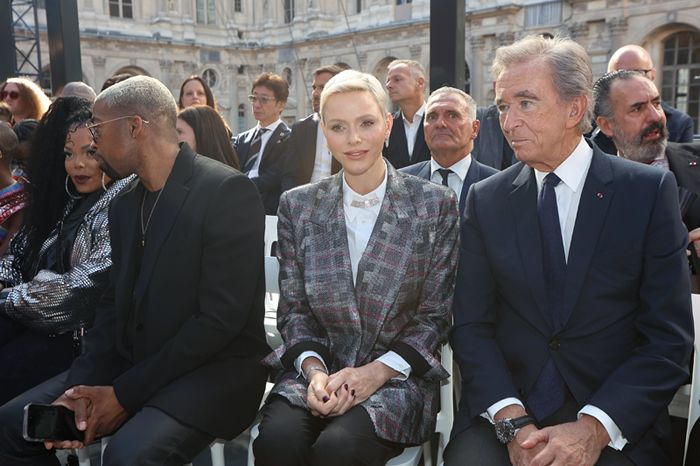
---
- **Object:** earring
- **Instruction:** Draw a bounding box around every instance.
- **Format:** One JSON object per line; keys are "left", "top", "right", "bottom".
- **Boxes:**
{"left": 64, "top": 175, "right": 82, "bottom": 200}
{"left": 101, "top": 172, "right": 108, "bottom": 191}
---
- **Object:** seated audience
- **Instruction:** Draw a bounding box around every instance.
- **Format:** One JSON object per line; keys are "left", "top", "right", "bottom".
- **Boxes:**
{"left": 178, "top": 75, "right": 217, "bottom": 110}
{"left": 0, "top": 97, "right": 131, "bottom": 404}
{"left": 0, "top": 123, "right": 27, "bottom": 256}
{"left": 401, "top": 86, "right": 498, "bottom": 217}
{"left": 254, "top": 70, "right": 459, "bottom": 466}
{"left": 0, "top": 76, "right": 269, "bottom": 464}
{"left": 233, "top": 72, "right": 291, "bottom": 215}
{"left": 0, "top": 77, "right": 51, "bottom": 125}
{"left": 177, "top": 105, "right": 239, "bottom": 169}
{"left": 446, "top": 35, "right": 693, "bottom": 466}
{"left": 10, "top": 119, "right": 38, "bottom": 178}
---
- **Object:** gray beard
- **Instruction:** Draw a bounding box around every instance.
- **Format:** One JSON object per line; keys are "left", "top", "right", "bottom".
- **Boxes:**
{"left": 613, "top": 129, "right": 667, "bottom": 164}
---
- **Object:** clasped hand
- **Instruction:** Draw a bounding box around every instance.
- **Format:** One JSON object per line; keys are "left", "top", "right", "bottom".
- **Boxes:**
{"left": 306, "top": 361, "right": 398, "bottom": 418}
{"left": 43, "top": 385, "right": 128, "bottom": 451}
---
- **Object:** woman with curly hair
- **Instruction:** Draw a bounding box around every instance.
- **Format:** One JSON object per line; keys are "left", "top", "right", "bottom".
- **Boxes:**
{"left": 178, "top": 75, "right": 217, "bottom": 110}
{"left": 177, "top": 105, "right": 239, "bottom": 169}
{"left": 0, "top": 77, "right": 51, "bottom": 125}
{"left": 0, "top": 97, "right": 133, "bottom": 403}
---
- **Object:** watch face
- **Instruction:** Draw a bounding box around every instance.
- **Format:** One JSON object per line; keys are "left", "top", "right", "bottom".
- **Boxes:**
{"left": 495, "top": 419, "right": 516, "bottom": 444}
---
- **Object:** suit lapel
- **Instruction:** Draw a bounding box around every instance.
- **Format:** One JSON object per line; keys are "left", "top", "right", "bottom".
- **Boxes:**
{"left": 354, "top": 165, "right": 415, "bottom": 357}
{"left": 301, "top": 115, "right": 319, "bottom": 180}
{"left": 260, "top": 123, "right": 290, "bottom": 170}
{"left": 509, "top": 165, "right": 549, "bottom": 325}
{"left": 132, "top": 148, "right": 194, "bottom": 311}
{"left": 461, "top": 160, "right": 480, "bottom": 214}
{"left": 114, "top": 181, "right": 139, "bottom": 334}
{"left": 562, "top": 150, "right": 613, "bottom": 326}
{"left": 414, "top": 119, "right": 427, "bottom": 161}
{"left": 391, "top": 111, "right": 409, "bottom": 165}
{"left": 237, "top": 129, "right": 255, "bottom": 167}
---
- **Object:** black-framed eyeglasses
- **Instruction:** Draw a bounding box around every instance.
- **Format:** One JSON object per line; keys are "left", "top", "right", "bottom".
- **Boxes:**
{"left": 86, "top": 115, "right": 149, "bottom": 142}
{"left": 247, "top": 94, "right": 275, "bottom": 105}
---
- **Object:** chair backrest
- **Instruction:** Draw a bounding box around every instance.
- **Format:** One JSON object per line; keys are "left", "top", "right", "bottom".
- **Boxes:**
{"left": 264, "top": 256, "right": 280, "bottom": 295}
{"left": 264, "top": 215, "right": 278, "bottom": 257}
{"left": 684, "top": 294, "right": 700, "bottom": 463}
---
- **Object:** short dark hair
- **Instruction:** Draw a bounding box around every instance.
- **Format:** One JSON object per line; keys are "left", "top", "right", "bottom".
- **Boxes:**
{"left": 251, "top": 73, "right": 289, "bottom": 103}
{"left": 593, "top": 69, "right": 646, "bottom": 120}
{"left": 313, "top": 65, "right": 347, "bottom": 79}
{"left": 178, "top": 75, "right": 217, "bottom": 111}
{"left": 100, "top": 73, "right": 134, "bottom": 92}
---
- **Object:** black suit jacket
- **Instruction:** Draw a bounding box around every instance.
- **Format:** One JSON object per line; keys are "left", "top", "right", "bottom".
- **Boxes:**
{"left": 280, "top": 113, "right": 340, "bottom": 192}
{"left": 400, "top": 157, "right": 498, "bottom": 217}
{"left": 66, "top": 145, "right": 270, "bottom": 439}
{"left": 383, "top": 110, "right": 430, "bottom": 169}
{"left": 233, "top": 122, "right": 291, "bottom": 215}
{"left": 451, "top": 142, "right": 693, "bottom": 465}
{"left": 473, "top": 105, "right": 516, "bottom": 170}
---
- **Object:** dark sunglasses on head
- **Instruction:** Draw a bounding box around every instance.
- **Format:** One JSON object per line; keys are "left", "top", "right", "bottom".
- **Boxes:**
{"left": 0, "top": 90, "right": 19, "bottom": 100}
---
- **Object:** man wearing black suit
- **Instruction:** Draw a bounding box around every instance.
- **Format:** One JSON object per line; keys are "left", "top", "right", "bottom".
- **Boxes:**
{"left": 0, "top": 76, "right": 270, "bottom": 464}
{"left": 473, "top": 104, "right": 516, "bottom": 170}
{"left": 280, "top": 64, "right": 344, "bottom": 192}
{"left": 383, "top": 59, "right": 430, "bottom": 168}
{"left": 401, "top": 86, "right": 497, "bottom": 216}
{"left": 233, "top": 72, "right": 291, "bottom": 214}
{"left": 593, "top": 44, "right": 695, "bottom": 154}
{"left": 446, "top": 35, "right": 693, "bottom": 466}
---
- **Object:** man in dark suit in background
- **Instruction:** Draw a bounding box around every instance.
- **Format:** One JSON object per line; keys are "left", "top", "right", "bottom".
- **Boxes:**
{"left": 446, "top": 35, "right": 693, "bottom": 466}
{"left": 0, "top": 76, "right": 270, "bottom": 464}
{"left": 401, "top": 86, "right": 497, "bottom": 216}
{"left": 280, "top": 64, "right": 345, "bottom": 192}
{"left": 233, "top": 72, "right": 291, "bottom": 214}
{"left": 593, "top": 44, "right": 696, "bottom": 154}
{"left": 383, "top": 59, "right": 430, "bottom": 168}
{"left": 473, "top": 104, "right": 516, "bottom": 170}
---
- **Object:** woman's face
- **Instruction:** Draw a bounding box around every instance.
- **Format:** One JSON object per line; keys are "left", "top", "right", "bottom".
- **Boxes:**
{"left": 64, "top": 126, "right": 109, "bottom": 194}
{"left": 1, "top": 83, "right": 26, "bottom": 120}
{"left": 322, "top": 90, "right": 390, "bottom": 182}
{"left": 181, "top": 80, "right": 207, "bottom": 108}
{"left": 176, "top": 118, "right": 197, "bottom": 152}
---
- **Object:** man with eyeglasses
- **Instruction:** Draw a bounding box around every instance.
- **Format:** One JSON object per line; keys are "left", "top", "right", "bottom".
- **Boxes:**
{"left": 592, "top": 44, "right": 695, "bottom": 154}
{"left": 233, "top": 72, "right": 291, "bottom": 215}
{"left": 0, "top": 75, "right": 270, "bottom": 464}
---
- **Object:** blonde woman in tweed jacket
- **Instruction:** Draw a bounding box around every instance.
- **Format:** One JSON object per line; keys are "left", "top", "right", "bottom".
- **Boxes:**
{"left": 255, "top": 70, "right": 460, "bottom": 466}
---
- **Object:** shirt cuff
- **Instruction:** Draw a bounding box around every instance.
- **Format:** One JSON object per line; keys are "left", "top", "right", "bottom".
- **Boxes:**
{"left": 483, "top": 398, "right": 525, "bottom": 424}
{"left": 376, "top": 351, "right": 412, "bottom": 381}
{"left": 294, "top": 351, "right": 327, "bottom": 379}
{"left": 578, "top": 404, "right": 628, "bottom": 450}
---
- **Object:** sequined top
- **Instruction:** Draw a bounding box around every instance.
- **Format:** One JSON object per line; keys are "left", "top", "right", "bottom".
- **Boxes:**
{"left": 0, "top": 179, "right": 28, "bottom": 245}
{"left": 0, "top": 176, "right": 134, "bottom": 334}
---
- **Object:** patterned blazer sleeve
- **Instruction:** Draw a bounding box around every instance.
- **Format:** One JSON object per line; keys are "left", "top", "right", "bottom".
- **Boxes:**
{"left": 271, "top": 190, "right": 333, "bottom": 368}
{"left": 391, "top": 188, "right": 459, "bottom": 380}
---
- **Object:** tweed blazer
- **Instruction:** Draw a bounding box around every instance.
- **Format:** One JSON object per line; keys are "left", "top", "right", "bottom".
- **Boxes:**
{"left": 263, "top": 162, "right": 459, "bottom": 444}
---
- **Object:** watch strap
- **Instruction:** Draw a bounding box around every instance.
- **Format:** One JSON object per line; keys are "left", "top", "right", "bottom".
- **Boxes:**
{"left": 511, "top": 415, "right": 535, "bottom": 430}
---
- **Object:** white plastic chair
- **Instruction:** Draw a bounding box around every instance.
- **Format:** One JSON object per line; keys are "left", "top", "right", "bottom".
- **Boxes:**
{"left": 264, "top": 215, "right": 278, "bottom": 256}
{"left": 76, "top": 436, "right": 225, "bottom": 466}
{"left": 423, "top": 343, "right": 455, "bottom": 466}
{"left": 683, "top": 294, "right": 700, "bottom": 464}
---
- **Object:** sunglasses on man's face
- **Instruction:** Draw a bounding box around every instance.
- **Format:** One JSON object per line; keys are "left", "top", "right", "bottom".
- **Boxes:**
{"left": 0, "top": 90, "right": 19, "bottom": 101}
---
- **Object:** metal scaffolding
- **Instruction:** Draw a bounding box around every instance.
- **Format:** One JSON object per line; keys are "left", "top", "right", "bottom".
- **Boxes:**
{"left": 6, "top": 0, "right": 44, "bottom": 82}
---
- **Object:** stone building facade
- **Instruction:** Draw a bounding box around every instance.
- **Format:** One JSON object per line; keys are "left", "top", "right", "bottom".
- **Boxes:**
{"left": 21, "top": 0, "right": 700, "bottom": 135}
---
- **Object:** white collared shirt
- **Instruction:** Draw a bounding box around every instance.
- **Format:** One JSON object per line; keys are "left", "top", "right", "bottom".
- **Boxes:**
{"left": 310, "top": 115, "right": 333, "bottom": 183}
{"left": 294, "top": 161, "right": 411, "bottom": 381}
{"left": 403, "top": 102, "right": 426, "bottom": 159}
{"left": 429, "top": 154, "right": 472, "bottom": 200}
{"left": 486, "top": 137, "right": 628, "bottom": 450}
{"left": 247, "top": 118, "right": 283, "bottom": 179}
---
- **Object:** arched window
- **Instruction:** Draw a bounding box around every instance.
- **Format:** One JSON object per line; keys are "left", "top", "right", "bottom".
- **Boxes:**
{"left": 238, "top": 104, "right": 246, "bottom": 134}
{"left": 661, "top": 30, "right": 700, "bottom": 135}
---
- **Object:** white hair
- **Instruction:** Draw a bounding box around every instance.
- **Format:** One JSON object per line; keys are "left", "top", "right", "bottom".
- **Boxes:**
{"left": 96, "top": 75, "right": 177, "bottom": 126}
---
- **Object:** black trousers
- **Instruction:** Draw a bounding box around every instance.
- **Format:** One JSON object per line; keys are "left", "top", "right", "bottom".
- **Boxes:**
{"left": 0, "top": 371, "right": 214, "bottom": 466}
{"left": 253, "top": 395, "right": 404, "bottom": 466}
{"left": 444, "top": 397, "right": 633, "bottom": 466}
{"left": 0, "top": 315, "right": 74, "bottom": 406}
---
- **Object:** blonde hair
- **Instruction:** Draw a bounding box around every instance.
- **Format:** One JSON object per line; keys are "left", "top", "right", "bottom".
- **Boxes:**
{"left": 319, "top": 70, "right": 388, "bottom": 122}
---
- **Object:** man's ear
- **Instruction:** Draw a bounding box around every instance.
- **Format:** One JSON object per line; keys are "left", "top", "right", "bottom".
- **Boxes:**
{"left": 564, "top": 95, "right": 588, "bottom": 130}
{"left": 596, "top": 115, "right": 614, "bottom": 137}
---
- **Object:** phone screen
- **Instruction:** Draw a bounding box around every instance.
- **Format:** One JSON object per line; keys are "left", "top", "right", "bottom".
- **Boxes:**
{"left": 23, "top": 403, "right": 84, "bottom": 442}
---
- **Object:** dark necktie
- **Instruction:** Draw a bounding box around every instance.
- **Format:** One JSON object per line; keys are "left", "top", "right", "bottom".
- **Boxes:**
{"left": 527, "top": 172, "right": 568, "bottom": 421}
{"left": 437, "top": 168, "right": 452, "bottom": 187}
{"left": 242, "top": 127, "right": 268, "bottom": 173}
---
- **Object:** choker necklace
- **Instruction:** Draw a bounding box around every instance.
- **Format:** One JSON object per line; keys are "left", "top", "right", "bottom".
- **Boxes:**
{"left": 140, "top": 188, "right": 164, "bottom": 247}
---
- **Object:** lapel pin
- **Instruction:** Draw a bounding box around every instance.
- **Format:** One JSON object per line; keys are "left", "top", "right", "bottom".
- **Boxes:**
{"left": 596, "top": 192, "right": 604, "bottom": 199}
{"left": 690, "top": 161, "right": 697, "bottom": 167}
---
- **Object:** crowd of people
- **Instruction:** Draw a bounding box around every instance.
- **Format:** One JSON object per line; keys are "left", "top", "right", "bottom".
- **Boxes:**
{"left": 0, "top": 32, "right": 696, "bottom": 466}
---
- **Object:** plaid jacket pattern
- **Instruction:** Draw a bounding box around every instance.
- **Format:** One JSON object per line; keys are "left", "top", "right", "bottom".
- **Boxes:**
{"left": 262, "top": 162, "right": 459, "bottom": 444}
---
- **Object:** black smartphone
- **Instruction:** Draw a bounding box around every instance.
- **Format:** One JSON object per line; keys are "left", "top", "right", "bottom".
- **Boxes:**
{"left": 22, "top": 403, "right": 84, "bottom": 442}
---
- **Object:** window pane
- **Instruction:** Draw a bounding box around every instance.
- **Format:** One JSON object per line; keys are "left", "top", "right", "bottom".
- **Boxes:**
{"left": 196, "top": 0, "right": 205, "bottom": 23}
{"left": 208, "top": 0, "right": 216, "bottom": 24}
{"left": 678, "top": 48, "right": 689, "bottom": 64}
{"left": 109, "top": 2, "right": 120, "bottom": 17}
{"left": 123, "top": 5, "right": 133, "bottom": 18}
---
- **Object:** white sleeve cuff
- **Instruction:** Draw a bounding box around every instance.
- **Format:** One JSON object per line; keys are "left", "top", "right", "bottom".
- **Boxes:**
{"left": 483, "top": 398, "right": 525, "bottom": 423}
{"left": 376, "top": 351, "right": 412, "bottom": 381}
{"left": 294, "top": 351, "right": 327, "bottom": 379}
{"left": 578, "top": 404, "right": 628, "bottom": 450}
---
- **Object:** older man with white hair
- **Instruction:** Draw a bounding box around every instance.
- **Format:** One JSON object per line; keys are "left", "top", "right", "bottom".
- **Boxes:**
{"left": 0, "top": 76, "right": 270, "bottom": 465}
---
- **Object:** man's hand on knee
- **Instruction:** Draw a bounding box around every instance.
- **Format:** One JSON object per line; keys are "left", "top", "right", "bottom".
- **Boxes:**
{"left": 43, "top": 393, "right": 90, "bottom": 451}
{"left": 63, "top": 385, "right": 128, "bottom": 445}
